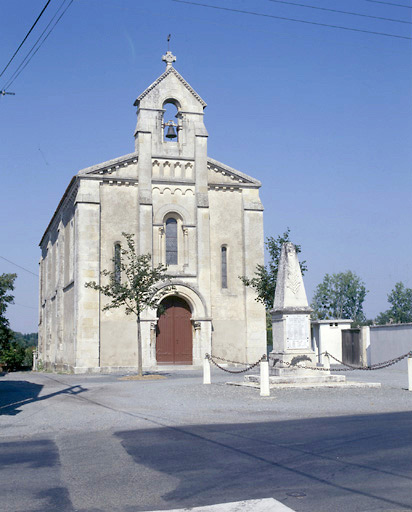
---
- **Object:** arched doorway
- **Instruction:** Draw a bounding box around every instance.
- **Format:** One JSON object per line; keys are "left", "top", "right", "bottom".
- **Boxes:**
{"left": 156, "top": 296, "right": 192, "bottom": 364}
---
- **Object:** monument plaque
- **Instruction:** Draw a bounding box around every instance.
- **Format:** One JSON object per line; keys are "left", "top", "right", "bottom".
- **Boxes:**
{"left": 286, "top": 315, "right": 309, "bottom": 349}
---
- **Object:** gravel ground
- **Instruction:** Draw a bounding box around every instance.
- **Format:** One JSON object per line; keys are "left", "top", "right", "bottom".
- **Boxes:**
{"left": 1, "top": 367, "right": 412, "bottom": 512}
{"left": 1, "top": 366, "right": 411, "bottom": 438}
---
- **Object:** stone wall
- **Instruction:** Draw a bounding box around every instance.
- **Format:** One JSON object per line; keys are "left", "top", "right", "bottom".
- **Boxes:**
{"left": 370, "top": 323, "right": 412, "bottom": 372}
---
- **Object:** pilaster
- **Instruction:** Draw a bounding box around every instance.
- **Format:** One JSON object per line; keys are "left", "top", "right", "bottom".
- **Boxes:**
{"left": 136, "top": 131, "right": 153, "bottom": 255}
{"left": 242, "top": 193, "right": 266, "bottom": 363}
{"left": 74, "top": 179, "right": 101, "bottom": 369}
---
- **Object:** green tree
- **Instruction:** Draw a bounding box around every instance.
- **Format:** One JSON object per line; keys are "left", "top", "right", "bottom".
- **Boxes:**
{"left": 12, "top": 331, "right": 38, "bottom": 348}
{"left": 0, "top": 273, "right": 17, "bottom": 350}
{"left": 12, "top": 332, "right": 38, "bottom": 368}
{"left": 85, "top": 233, "right": 174, "bottom": 376}
{"left": 240, "top": 228, "right": 307, "bottom": 310}
{"left": 1, "top": 343, "right": 25, "bottom": 371}
{"left": 375, "top": 282, "right": 412, "bottom": 325}
{"left": 311, "top": 271, "right": 368, "bottom": 325}
{"left": 0, "top": 273, "right": 26, "bottom": 371}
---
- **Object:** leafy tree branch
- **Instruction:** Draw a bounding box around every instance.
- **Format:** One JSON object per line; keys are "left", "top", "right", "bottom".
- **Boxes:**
{"left": 85, "top": 233, "right": 175, "bottom": 376}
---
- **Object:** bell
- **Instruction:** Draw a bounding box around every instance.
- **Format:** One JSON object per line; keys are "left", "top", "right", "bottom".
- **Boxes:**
{"left": 166, "top": 124, "right": 177, "bottom": 139}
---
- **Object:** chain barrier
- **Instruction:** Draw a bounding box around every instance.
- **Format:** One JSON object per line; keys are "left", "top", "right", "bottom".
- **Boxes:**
{"left": 324, "top": 351, "right": 412, "bottom": 371}
{"left": 268, "top": 351, "right": 412, "bottom": 372}
{"left": 206, "top": 353, "right": 266, "bottom": 374}
{"left": 206, "top": 351, "right": 412, "bottom": 375}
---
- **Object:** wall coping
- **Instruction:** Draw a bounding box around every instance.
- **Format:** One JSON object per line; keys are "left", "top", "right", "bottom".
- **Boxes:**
{"left": 370, "top": 323, "right": 412, "bottom": 330}
{"left": 311, "top": 319, "right": 353, "bottom": 325}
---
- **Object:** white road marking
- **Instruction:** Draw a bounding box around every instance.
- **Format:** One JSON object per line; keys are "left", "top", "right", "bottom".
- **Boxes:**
{"left": 148, "top": 497, "right": 295, "bottom": 511}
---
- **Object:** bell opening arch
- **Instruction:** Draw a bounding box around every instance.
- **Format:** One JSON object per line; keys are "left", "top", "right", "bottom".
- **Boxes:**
{"left": 162, "top": 98, "right": 181, "bottom": 142}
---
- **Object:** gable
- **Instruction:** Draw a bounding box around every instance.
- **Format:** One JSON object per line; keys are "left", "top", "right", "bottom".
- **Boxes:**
{"left": 76, "top": 153, "right": 261, "bottom": 187}
{"left": 134, "top": 67, "right": 206, "bottom": 111}
{"left": 77, "top": 152, "right": 138, "bottom": 179}
{"left": 207, "top": 157, "right": 261, "bottom": 187}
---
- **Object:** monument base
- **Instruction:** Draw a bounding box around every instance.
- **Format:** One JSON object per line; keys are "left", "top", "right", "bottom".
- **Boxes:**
{"left": 269, "top": 350, "right": 329, "bottom": 376}
{"left": 245, "top": 373, "right": 346, "bottom": 386}
{"left": 238, "top": 374, "right": 382, "bottom": 389}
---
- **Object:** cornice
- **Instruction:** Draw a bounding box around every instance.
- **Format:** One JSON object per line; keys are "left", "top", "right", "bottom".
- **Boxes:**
{"left": 39, "top": 177, "right": 79, "bottom": 247}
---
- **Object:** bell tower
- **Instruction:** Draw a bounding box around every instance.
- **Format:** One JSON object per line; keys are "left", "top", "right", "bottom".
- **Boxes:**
{"left": 133, "top": 51, "right": 208, "bottom": 161}
{"left": 133, "top": 52, "right": 210, "bottom": 256}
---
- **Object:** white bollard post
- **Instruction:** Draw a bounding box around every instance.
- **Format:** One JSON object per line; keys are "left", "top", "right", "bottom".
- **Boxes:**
{"left": 203, "top": 355, "right": 211, "bottom": 385}
{"left": 260, "top": 359, "right": 270, "bottom": 397}
{"left": 408, "top": 356, "right": 412, "bottom": 392}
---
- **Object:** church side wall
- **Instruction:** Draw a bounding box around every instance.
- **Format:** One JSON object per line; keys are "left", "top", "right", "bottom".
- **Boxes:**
{"left": 99, "top": 181, "right": 140, "bottom": 367}
{"left": 38, "top": 202, "right": 76, "bottom": 370}
{"left": 208, "top": 189, "right": 249, "bottom": 362}
{"left": 242, "top": 189, "right": 267, "bottom": 362}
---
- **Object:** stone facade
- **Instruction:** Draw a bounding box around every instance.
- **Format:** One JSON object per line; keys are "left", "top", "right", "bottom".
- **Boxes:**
{"left": 38, "top": 52, "right": 266, "bottom": 373}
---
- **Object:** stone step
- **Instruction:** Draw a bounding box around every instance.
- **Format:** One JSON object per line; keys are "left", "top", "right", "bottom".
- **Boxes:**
{"left": 245, "top": 374, "right": 346, "bottom": 384}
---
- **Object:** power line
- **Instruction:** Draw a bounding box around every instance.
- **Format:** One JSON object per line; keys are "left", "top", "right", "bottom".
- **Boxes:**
{"left": 266, "top": 0, "right": 412, "bottom": 24}
{"left": 2, "top": 0, "right": 74, "bottom": 92}
{"left": 0, "top": 0, "right": 52, "bottom": 79}
{"left": 173, "top": 1, "right": 412, "bottom": 40}
{"left": 0, "top": 256, "right": 39, "bottom": 277}
{"left": 364, "top": 0, "right": 412, "bottom": 8}
{"left": 13, "top": 302, "right": 38, "bottom": 311}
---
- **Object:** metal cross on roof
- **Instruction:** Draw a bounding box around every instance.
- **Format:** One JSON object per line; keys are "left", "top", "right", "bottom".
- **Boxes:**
{"left": 162, "top": 51, "right": 176, "bottom": 69}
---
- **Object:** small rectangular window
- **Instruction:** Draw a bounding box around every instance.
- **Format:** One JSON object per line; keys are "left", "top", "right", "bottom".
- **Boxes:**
{"left": 114, "top": 243, "right": 121, "bottom": 284}
{"left": 221, "top": 246, "right": 228, "bottom": 289}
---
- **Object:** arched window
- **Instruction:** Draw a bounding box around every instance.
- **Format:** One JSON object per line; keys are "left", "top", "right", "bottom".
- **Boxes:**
{"left": 166, "top": 218, "right": 178, "bottom": 265}
{"left": 114, "top": 243, "right": 121, "bottom": 284}
{"left": 221, "top": 246, "right": 228, "bottom": 289}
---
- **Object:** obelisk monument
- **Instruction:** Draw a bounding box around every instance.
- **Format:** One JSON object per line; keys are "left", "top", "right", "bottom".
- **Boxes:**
{"left": 270, "top": 242, "right": 319, "bottom": 375}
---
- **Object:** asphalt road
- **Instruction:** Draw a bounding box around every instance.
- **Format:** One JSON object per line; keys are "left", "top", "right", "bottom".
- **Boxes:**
{"left": 1, "top": 367, "right": 412, "bottom": 512}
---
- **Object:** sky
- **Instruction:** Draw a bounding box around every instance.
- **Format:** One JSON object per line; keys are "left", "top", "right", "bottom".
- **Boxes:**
{"left": 1, "top": 0, "right": 411, "bottom": 333}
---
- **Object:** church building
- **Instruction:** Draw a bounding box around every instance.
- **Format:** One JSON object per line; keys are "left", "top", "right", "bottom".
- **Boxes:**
{"left": 38, "top": 52, "right": 266, "bottom": 373}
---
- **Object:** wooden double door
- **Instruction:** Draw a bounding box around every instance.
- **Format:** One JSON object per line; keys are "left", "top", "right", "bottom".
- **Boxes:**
{"left": 156, "top": 296, "right": 193, "bottom": 364}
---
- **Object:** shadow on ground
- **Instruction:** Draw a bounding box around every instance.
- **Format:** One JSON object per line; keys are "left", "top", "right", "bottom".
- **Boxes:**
{"left": 0, "top": 438, "right": 76, "bottom": 512}
{"left": 0, "top": 380, "right": 87, "bottom": 416}
{"left": 115, "top": 411, "right": 412, "bottom": 511}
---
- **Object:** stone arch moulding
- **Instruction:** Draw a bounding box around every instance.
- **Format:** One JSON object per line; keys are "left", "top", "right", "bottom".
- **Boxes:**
{"left": 162, "top": 97, "right": 182, "bottom": 111}
{"left": 146, "top": 282, "right": 212, "bottom": 368}
{"left": 155, "top": 282, "right": 209, "bottom": 320}
{"left": 153, "top": 203, "right": 193, "bottom": 225}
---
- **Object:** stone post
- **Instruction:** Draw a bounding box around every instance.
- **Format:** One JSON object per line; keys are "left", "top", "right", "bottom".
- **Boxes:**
{"left": 203, "top": 355, "right": 211, "bottom": 384}
{"left": 360, "top": 326, "right": 370, "bottom": 367}
{"left": 318, "top": 328, "right": 324, "bottom": 365}
{"left": 260, "top": 358, "right": 270, "bottom": 397}
{"left": 408, "top": 355, "right": 412, "bottom": 392}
